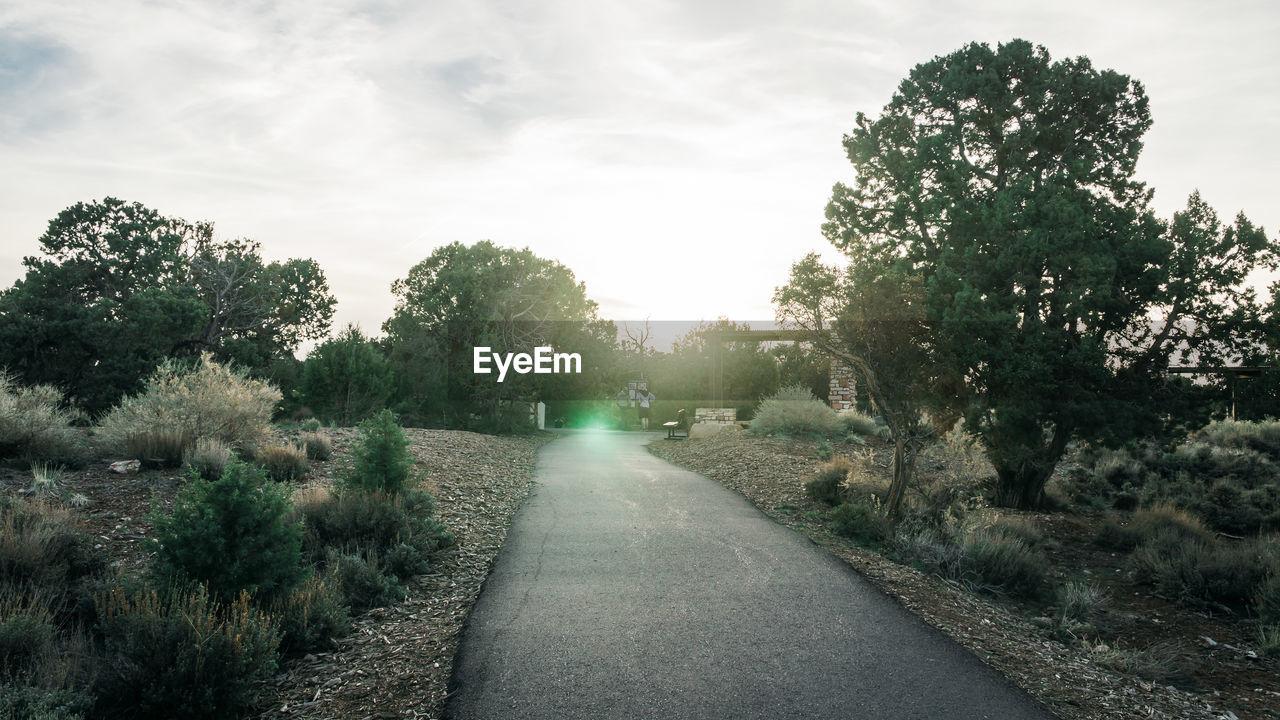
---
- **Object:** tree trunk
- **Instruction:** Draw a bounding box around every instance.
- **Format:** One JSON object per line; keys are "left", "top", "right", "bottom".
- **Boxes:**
{"left": 884, "top": 435, "right": 918, "bottom": 519}
{"left": 989, "top": 424, "right": 1071, "bottom": 510}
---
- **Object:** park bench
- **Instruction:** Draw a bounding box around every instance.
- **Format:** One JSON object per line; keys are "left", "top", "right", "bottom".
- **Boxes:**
{"left": 663, "top": 409, "right": 689, "bottom": 439}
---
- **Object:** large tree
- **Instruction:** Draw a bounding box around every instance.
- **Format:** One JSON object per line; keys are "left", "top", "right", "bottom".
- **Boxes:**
{"left": 822, "top": 40, "right": 1274, "bottom": 508}
{"left": 0, "top": 198, "right": 336, "bottom": 414}
{"left": 383, "top": 241, "right": 614, "bottom": 430}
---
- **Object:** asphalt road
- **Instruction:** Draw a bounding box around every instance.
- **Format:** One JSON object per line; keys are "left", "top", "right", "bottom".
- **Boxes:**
{"left": 445, "top": 430, "right": 1057, "bottom": 720}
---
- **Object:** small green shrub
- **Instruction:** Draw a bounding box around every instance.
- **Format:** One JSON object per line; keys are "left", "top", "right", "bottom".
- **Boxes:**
{"left": 99, "top": 354, "right": 281, "bottom": 453}
{"left": 986, "top": 515, "right": 1047, "bottom": 549}
{"left": 1254, "top": 572, "right": 1280, "bottom": 624}
{"left": 1198, "top": 419, "right": 1280, "bottom": 460}
{"left": 329, "top": 552, "right": 404, "bottom": 613}
{"left": 184, "top": 437, "right": 233, "bottom": 482}
{"left": 1057, "top": 579, "right": 1106, "bottom": 623}
{"left": 830, "top": 498, "right": 887, "bottom": 543}
{"left": 1095, "top": 502, "right": 1211, "bottom": 551}
{"left": 749, "top": 385, "right": 842, "bottom": 438}
{"left": 94, "top": 583, "right": 280, "bottom": 720}
{"left": 269, "top": 570, "right": 351, "bottom": 655}
{"left": 0, "top": 374, "right": 86, "bottom": 468}
{"left": 346, "top": 410, "right": 415, "bottom": 494}
{"left": 814, "top": 439, "right": 833, "bottom": 461}
{"left": 1258, "top": 624, "right": 1280, "bottom": 658}
{"left": 300, "top": 418, "right": 322, "bottom": 433}
{"left": 294, "top": 487, "right": 453, "bottom": 567}
{"left": 838, "top": 411, "right": 878, "bottom": 437}
{"left": 297, "top": 431, "right": 332, "bottom": 461}
{"left": 0, "top": 498, "right": 102, "bottom": 620}
{"left": 255, "top": 444, "right": 309, "bottom": 482}
{"left": 126, "top": 428, "right": 192, "bottom": 469}
{"left": 1131, "top": 535, "right": 1279, "bottom": 608}
{"left": 805, "top": 457, "right": 851, "bottom": 506}
{"left": 959, "top": 528, "right": 1047, "bottom": 598}
{"left": 151, "top": 462, "right": 305, "bottom": 603}
{"left": 28, "top": 463, "right": 65, "bottom": 499}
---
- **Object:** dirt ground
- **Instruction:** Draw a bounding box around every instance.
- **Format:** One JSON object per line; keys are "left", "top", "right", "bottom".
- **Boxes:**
{"left": 649, "top": 429, "right": 1280, "bottom": 720}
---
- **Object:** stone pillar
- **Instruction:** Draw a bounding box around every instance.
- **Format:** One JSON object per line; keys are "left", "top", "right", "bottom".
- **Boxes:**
{"left": 828, "top": 361, "right": 857, "bottom": 411}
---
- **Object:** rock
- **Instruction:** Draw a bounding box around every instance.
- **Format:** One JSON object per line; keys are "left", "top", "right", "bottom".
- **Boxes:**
{"left": 108, "top": 460, "right": 140, "bottom": 473}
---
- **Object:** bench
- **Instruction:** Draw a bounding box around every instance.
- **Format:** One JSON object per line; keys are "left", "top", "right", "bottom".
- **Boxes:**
{"left": 664, "top": 409, "right": 690, "bottom": 439}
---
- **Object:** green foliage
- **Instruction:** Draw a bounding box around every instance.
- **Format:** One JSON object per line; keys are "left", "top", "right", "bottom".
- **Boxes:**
{"left": 1127, "top": 529, "right": 1279, "bottom": 609}
{"left": 0, "top": 498, "right": 102, "bottom": 621}
{"left": 183, "top": 437, "right": 233, "bottom": 482}
{"left": 0, "top": 198, "right": 334, "bottom": 415}
{"left": 0, "top": 593, "right": 93, "bottom": 720}
{"left": 383, "top": 240, "right": 614, "bottom": 430}
{"left": 819, "top": 40, "right": 1277, "bottom": 509}
{"left": 300, "top": 418, "right": 322, "bottom": 432}
{"left": 254, "top": 444, "right": 309, "bottom": 482}
{"left": 838, "top": 411, "right": 877, "bottom": 437}
{"left": 328, "top": 552, "right": 404, "bottom": 613}
{"left": 268, "top": 571, "right": 351, "bottom": 655}
{"left": 750, "top": 385, "right": 841, "bottom": 438}
{"left": 0, "top": 375, "right": 85, "bottom": 467}
{"left": 958, "top": 527, "right": 1048, "bottom": 598}
{"left": 1057, "top": 580, "right": 1107, "bottom": 624}
{"left": 805, "top": 457, "right": 851, "bottom": 506}
{"left": 294, "top": 487, "right": 453, "bottom": 568}
{"left": 151, "top": 462, "right": 305, "bottom": 603}
{"left": 296, "top": 431, "right": 332, "bottom": 461}
{"left": 830, "top": 498, "right": 887, "bottom": 543}
{"left": 346, "top": 410, "right": 415, "bottom": 494}
{"left": 299, "top": 325, "right": 395, "bottom": 426}
{"left": 1254, "top": 572, "right": 1280, "bottom": 625}
{"left": 99, "top": 354, "right": 281, "bottom": 453}
{"left": 93, "top": 583, "right": 280, "bottom": 720}
{"left": 1095, "top": 502, "right": 1211, "bottom": 551}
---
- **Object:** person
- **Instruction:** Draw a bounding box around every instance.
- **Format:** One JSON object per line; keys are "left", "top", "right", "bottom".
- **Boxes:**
{"left": 636, "top": 387, "right": 655, "bottom": 430}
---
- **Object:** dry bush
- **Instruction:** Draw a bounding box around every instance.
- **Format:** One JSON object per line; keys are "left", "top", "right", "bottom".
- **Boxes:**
{"left": 255, "top": 444, "right": 309, "bottom": 482}
{"left": 99, "top": 354, "right": 280, "bottom": 453}
{"left": 126, "top": 428, "right": 192, "bottom": 469}
{"left": 0, "top": 374, "right": 85, "bottom": 467}
{"left": 296, "top": 431, "right": 331, "bottom": 461}
{"left": 184, "top": 437, "right": 233, "bottom": 481}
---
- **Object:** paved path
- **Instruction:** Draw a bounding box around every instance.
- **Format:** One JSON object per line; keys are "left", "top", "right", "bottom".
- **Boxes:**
{"left": 446, "top": 430, "right": 1056, "bottom": 719}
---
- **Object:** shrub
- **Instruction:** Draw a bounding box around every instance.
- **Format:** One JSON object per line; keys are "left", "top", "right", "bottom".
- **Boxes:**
{"left": 94, "top": 583, "right": 280, "bottom": 720}
{"left": 269, "top": 570, "right": 351, "bottom": 655}
{"left": 346, "top": 409, "right": 416, "bottom": 494}
{"left": 294, "top": 486, "right": 453, "bottom": 567}
{"left": 958, "top": 527, "right": 1047, "bottom": 598}
{"left": 1259, "top": 624, "right": 1280, "bottom": 658}
{"left": 1254, "top": 572, "right": 1280, "bottom": 624}
{"left": 1096, "top": 502, "right": 1211, "bottom": 551}
{"left": 749, "top": 385, "right": 842, "bottom": 438}
{"left": 28, "top": 463, "right": 65, "bottom": 499}
{"left": 300, "top": 418, "right": 322, "bottom": 433}
{"left": 0, "top": 498, "right": 102, "bottom": 620}
{"left": 830, "top": 498, "right": 887, "bottom": 543}
{"left": 814, "top": 439, "right": 833, "bottom": 461}
{"left": 0, "top": 592, "right": 93, "bottom": 720}
{"left": 1198, "top": 419, "right": 1280, "bottom": 460}
{"left": 805, "top": 457, "right": 851, "bottom": 506}
{"left": 255, "top": 444, "right": 309, "bottom": 482}
{"left": 99, "top": 354, "right": 281, "bottom": 453}
{"left": 151, "top": 462, "right": 305, "bottom": 603}
{"left": 1058, "top": 580, "right": 1106, "bottom": 623}
{"left": 0, "top": 374, "right": 85, "bottom": 467}
{"left": 297, "top": 431, "right": 332, "bottom": 461}
{"left": 125, "top": 428, "right": 192, "bottom": 469}
{"left": 1131, "top": 535, "right": 1279, "bottom": 609}
{"left": 838, "top": 411, "right": 878, "bottom": 437}
{"left": 184, "top": 437, "right": 233, "bottom": 482}
{"left": 329, "top": 552, "right": 404, "bottom": 613}
{"left": 985, "top": 515, "right": 1047, "bottom": 549}
{"left": 920, "top": 427, "right": 992, "bottom": 500}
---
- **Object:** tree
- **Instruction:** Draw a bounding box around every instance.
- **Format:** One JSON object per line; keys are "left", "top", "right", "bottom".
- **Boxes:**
{"left": 776, "top": 253, "right": 959, "bottom": 517}
{"left": 822, "top": 40, "right": 1275, "bottom": 508}
{"left": 300, "top": 325, "right": 396, "bottom": 426}
{"left": 0, "top": 198, "right": 336, "bottom": 414}
{"left": 383, "top": 241, "right": 613, "bottom": 430}
{"left": 0, "top": 198, "right": 208, "bottom": 413}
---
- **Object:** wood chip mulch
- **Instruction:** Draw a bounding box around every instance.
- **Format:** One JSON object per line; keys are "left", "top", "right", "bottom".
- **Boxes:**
{"left": 648, "top": 430, "right": 1262, "bottom": 720}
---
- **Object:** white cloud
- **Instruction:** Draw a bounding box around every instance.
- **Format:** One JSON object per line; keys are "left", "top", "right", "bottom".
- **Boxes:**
{"left": 1, "top": 0, "right": 1277, "bottom": 341}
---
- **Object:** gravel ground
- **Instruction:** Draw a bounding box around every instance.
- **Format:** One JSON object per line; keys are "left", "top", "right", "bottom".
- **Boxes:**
{"left": 648, "top": 429, "right": 1258, "bottom": 720}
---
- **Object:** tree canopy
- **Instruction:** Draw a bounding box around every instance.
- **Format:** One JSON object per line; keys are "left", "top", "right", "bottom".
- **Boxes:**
{"left": 0, "top": 198, "right": 335, "bottom": 414}
{"left": 820, "top": 39, "right": 1276, "bottom": 508}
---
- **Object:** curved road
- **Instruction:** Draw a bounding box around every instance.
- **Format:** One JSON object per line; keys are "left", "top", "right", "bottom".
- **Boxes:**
{"left": 446, "top": 430, "right": 1056, "bottom": 719}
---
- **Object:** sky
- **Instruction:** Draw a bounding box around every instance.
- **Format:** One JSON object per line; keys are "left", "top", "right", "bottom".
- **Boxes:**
{"left": 1, "top": 0, "right": 1277, "bottom": 348}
